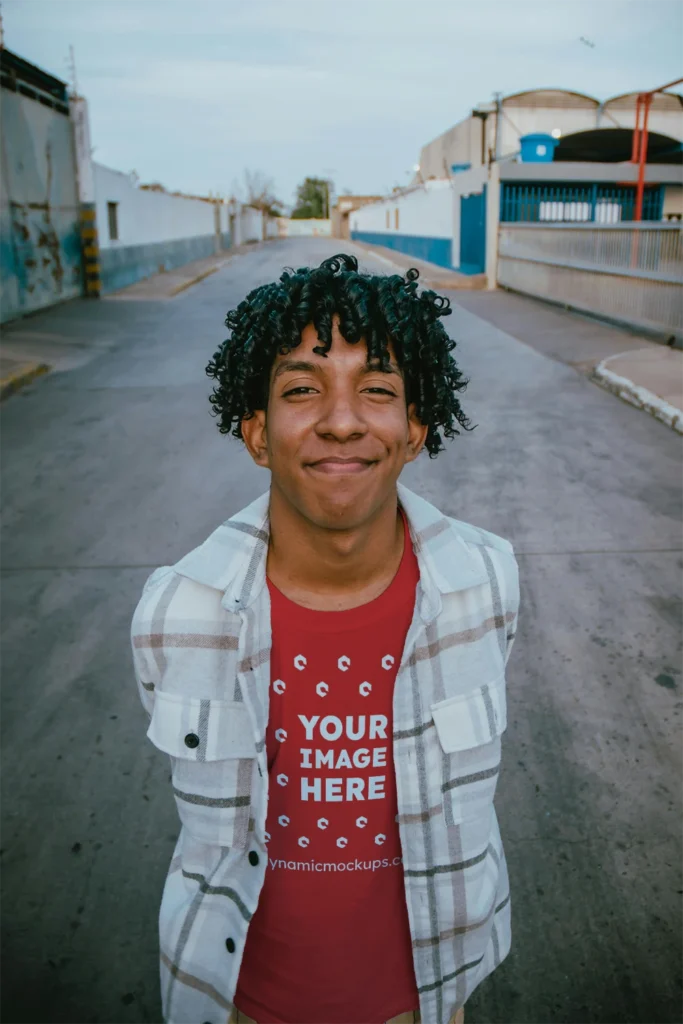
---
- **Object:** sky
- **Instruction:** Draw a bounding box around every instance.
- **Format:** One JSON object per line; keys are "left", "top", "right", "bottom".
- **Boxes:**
{"left": 3, "top": 0, "right": 682, "bottom": 210}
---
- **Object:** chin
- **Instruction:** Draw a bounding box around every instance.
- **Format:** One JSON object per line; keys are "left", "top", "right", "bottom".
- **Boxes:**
{"left": 307, "top": 490, "right": 382, "bottom": 530}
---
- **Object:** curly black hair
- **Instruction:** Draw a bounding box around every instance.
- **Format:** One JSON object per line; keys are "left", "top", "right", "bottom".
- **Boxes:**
{"left": 205, "top": 253, "right": 474, "bottom": 457}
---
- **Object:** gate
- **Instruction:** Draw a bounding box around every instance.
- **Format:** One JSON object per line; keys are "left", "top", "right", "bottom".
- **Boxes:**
{"left": 0, "top": 50, "right": 82, "bottom": 323}
{"left": 459, "top": 186, "right": 487, "bottom": 275}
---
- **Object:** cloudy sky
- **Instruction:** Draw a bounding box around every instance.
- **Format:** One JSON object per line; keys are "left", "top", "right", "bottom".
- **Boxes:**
{"left": 4, "top": 0, "right": 682, "bottom": 208}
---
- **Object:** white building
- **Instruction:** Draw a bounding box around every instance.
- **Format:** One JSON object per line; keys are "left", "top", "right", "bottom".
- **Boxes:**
{"left": 416, "top": 89, "right": 683, "bottom": 180}
{"left": 350, "top": 87, "right": 683, "bottom": 281}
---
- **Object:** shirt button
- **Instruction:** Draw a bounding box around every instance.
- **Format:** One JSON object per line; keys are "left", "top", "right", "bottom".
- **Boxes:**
{"left": 248, "top": 851, "right": 259, "bottom": 866}
{"left": 184, "top": 733, "right": 199, "bottom": 749}
{"left": 225, "top": 937, "right": 236, "bottom": 953}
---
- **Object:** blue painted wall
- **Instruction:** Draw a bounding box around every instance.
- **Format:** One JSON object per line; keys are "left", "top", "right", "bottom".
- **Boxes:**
{"left": 99, "top": 233, "right": 228, "bottom": 293}
{"left": 350, "top": 231, "right": 452, "bottom": 269}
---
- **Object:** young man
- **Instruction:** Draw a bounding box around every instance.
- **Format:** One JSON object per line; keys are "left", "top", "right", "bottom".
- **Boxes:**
{"left": 131, "top": 254, "right": 519, "bottom": 1024}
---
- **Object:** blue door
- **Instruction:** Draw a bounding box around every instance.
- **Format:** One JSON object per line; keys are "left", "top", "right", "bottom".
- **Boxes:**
{"left": 459, "top": 186, "right": 487, "bottom": 275}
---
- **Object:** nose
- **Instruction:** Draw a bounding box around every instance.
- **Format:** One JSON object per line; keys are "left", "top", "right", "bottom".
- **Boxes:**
{"left": 314, "top": 390, "right": 368, "bottom": 443}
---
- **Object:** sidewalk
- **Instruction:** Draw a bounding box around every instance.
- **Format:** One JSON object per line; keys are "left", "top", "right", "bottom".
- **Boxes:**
{"left": 348, "top": 240, "right": 486, "bottom": 290}
{"left": 592, "top": 347, "right": 683, "bottom": 433}
{"left": 0, "top": 243, "right": 268, "bottom": 399}
{"left": 454, "top": 289, "right": 683, "bottom": 434}
{"left": 104, "top": 250, "right": 234, "bottom": 301}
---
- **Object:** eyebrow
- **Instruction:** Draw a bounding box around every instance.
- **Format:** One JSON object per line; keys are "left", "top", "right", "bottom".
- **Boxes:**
{"left": 272, "top": 360, "right": 317, "bottom": 381}
{"left": 272, "top": 358, "right": 402, "bottom": 381}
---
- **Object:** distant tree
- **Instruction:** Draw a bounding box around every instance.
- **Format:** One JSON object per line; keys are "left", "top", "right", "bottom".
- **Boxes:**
{"left": 243, "top": 169, "right": 284, "bottom": 219}
{"left": 291, "top": 177, "right": 333, "bottom": 219}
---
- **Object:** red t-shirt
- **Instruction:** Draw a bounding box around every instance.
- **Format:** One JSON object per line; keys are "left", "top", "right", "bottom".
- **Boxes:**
{"left": 235, "top": 512, "right": 420, "bottom": 1024}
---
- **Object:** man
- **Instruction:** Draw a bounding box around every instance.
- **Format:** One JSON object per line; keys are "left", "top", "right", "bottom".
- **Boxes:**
{"left": 131, "top": 253, "right": 519, "bottom": 1024}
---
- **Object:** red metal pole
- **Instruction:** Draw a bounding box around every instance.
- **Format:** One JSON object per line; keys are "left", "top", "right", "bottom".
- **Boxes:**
{"left": 630, "top": 94, "right": 642, "bottom": 163}
{"left": 634, "top": 93, "right": 652, "bottom": 221}
{"left": 648, "top": 75, "right": 683, "bottom": 93}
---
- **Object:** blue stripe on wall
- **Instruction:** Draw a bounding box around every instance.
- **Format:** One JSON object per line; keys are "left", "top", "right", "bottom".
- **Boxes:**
{"left": 350, "top": 231, "right": 452, "bottom": 270}
{"left": 99, "top": 233, "right": 229, "bottom": 294}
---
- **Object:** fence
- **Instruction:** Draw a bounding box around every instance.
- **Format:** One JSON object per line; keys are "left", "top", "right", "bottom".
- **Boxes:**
{"left": 497, "top": 223, "right": 683, "bottom": 339}
{"left": 500, "top": 183, "right": 663, "bottom": 223}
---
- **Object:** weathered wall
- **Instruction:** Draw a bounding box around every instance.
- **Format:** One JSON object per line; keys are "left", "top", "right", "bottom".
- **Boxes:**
{"left": 93, "top": 163, "right": 228, "bottom": 292}
{"left": 0, "top": 87, "right": 82, "bottom": 322}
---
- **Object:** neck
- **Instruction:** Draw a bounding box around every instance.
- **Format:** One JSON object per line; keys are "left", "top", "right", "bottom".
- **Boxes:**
{"left": 266, "top": 485, "right": 404, "bottom": 611}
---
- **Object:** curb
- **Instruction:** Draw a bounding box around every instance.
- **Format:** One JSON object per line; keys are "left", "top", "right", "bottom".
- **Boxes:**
{"left": 0, "top": 361, "right": 50, "bottom": 401}
{"left": 169, "top": 263, "right": 224, "bottom": 297}
{"left": 348, "top": 241, "right": 486, "bottom": 291}
{"left": 592, "top": 361, "right": 683, "bottom": 434}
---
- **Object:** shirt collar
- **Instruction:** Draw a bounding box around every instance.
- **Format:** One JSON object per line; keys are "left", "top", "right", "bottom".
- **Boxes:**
{"left": 171, "top": 483, "right": 489, "bottom": 617}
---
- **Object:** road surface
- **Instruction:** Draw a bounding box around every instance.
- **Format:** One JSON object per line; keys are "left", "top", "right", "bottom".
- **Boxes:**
{"left": 1, "top": 238, "right": 681, "bottom": 1024}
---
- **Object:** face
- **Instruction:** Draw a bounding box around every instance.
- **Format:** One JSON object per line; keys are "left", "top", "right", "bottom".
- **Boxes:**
{"left": 241, "top": 318, "right": 427, "bottom": 530}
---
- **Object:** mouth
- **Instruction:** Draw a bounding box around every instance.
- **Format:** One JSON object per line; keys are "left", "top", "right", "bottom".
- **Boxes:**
{"left": 306, "top": 457, "right": 377, "bottom": 476}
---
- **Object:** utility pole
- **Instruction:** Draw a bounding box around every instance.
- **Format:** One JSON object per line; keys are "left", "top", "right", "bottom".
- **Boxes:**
{"left": 493, "top": 92, "right": 502, "bottom": 161}
{"left": 323, "top": 167, "right": 335, "bottom": 220}
{"left": 68, "top": 44, "right": 79, "bottom": 96}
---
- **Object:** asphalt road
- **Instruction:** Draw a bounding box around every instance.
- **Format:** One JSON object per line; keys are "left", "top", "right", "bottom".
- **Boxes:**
{"left": 1, "top": 238, "right": 681, "bottom": 1024}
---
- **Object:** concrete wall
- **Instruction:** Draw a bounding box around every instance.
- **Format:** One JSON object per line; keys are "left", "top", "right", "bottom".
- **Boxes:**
{"left": 277, "top": 218, "right": 332, "bottom": 237}
{"left": 93, "top": 163, "right": 227, "bottom": 292}
{"left": 497, "top": 222, "right": 683, "bottom": 338}
{"left": 230, "top": 207, "right": 279, "bottom": 244}
{"left": 350, "top": 181, "right": 455, "bottom": 268}
{"left": 237, "top": 205, "right": 263, "bottom": 244}
{"left": 1, "top": 86, "right": 82, "bottom": 322}
{"left": 94, "top": 163, "right": 218, "bottom": 247}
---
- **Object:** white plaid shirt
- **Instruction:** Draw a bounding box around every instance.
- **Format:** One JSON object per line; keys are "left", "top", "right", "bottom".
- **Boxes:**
{"left": 131, "top": 483, "right": 520, "bottom": 1024}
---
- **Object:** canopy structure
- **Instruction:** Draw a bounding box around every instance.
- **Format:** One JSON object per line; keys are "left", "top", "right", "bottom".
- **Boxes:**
{"left": 555, "top": 128, "right": 683, "bottom": 164}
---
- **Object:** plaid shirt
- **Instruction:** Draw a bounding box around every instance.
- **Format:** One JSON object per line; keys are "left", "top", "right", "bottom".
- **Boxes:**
{"left": 131, "top": 483, "right": 519, "bottom": 1024}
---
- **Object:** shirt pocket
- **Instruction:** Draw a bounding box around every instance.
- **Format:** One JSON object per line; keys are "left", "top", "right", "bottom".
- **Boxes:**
{"left": 430, "top": 675, "right": 507, "bottom": 826}
{"left": 147, "top": 690, "right": 257, "bottom": 848}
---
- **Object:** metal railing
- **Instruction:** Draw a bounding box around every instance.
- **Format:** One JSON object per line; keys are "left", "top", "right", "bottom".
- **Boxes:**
{"left": 500, "top": 183, "right": 664, "bottom": 223}
{"left": 497, "top": 223, "right": 683, "bottom": 339}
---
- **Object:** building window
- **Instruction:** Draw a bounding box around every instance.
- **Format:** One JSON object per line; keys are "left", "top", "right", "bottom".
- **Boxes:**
{"left": 386, "top": 209, "right": 390, "bottom": 228}
{"left": 395, "top": 208, "right": 399, "bottom": 230}
{"left": 107, "top": 202, "right": 119, "bottom": 241}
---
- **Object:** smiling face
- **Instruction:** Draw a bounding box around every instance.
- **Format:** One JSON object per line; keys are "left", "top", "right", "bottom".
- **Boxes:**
{"left": 241, "top": 318, "right": 427, "bottom": 531}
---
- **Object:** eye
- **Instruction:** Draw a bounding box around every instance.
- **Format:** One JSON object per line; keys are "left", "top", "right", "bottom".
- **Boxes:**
{"left": 282, "top": 386, "right": 317, "bottom": 397}
{"left": 362, "top": 387, "right": 397, "bottom": 396}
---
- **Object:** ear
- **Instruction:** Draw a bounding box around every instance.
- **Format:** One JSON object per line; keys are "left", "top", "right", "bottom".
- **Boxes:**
{"left": 405, "top": 403, "right": 428, "bottom": 463}
{"left": 241, "top": 410, "right": 269, "bottom": 468}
